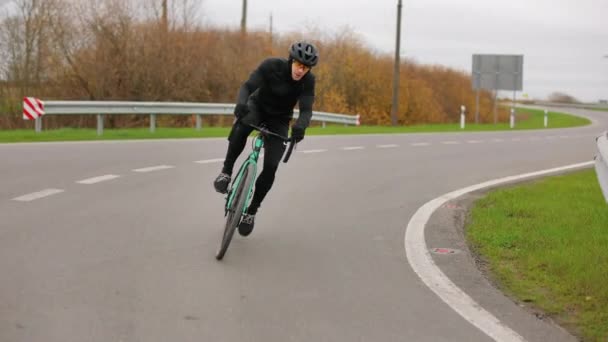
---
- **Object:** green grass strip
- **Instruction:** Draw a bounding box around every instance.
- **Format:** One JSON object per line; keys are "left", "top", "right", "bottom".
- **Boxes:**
{"left": 466, "top": 169, "right": 608, "bottom": 341}
{"left": 0, "top": 108, "right": 590, "bottom": 143}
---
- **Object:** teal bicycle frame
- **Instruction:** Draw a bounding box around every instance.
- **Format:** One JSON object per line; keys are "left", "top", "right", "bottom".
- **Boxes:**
{"left": 225, "top": 135, "right": 264, "bottom": 215}
{"left": 215, "top": 124, "right": 294, "bottom": 260}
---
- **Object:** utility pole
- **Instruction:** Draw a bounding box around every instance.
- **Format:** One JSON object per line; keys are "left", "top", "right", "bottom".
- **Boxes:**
{"left": 269, "top": 12, "right": 273, "bottom": 37}
{"left": 390, "top": 0, "right": 403, "bottom": 126}
{"left": 241, "top": 0, "right": 247, "bottom": 34}
{"left": 161, "top": 0, "right": 168, "bottom": 33}
{"left": 269, "top": 12, "right": 273, "bottom": 48}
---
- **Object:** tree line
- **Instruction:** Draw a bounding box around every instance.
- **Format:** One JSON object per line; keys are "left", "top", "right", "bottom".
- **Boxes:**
{"left": 0, "top": 0, "right": 507, "bottom": 130}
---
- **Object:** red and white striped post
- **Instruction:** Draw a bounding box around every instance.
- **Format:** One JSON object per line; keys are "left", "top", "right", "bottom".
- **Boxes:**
{"left": 22, "top": 97, "right": 45, "bottom": 132}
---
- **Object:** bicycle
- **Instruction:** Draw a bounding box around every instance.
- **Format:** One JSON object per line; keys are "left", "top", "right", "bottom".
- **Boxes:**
{"left": 215, "top": 124, "right": 296, "bottom": 260}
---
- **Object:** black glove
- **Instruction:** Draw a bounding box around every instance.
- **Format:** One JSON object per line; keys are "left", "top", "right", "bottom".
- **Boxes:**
{"left": 234, "top": 103, "right": 249, "bottom": 119}
{"left": 291, "top": 126, "right": 305, "bottom": 143}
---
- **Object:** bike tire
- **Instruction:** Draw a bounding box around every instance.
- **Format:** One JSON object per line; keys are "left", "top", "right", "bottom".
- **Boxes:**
{"left": 215, "top": 163, "right": 255, "bottom": 260}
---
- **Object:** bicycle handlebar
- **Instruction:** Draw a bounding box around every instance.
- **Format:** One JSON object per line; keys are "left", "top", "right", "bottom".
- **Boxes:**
{"left": 248, "top": 124, "right": 297, "bottom": 163}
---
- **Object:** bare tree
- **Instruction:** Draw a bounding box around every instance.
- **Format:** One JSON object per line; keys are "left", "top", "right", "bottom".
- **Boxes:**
{"left": 0, "top": 0, "right": 54, "bottom": 95}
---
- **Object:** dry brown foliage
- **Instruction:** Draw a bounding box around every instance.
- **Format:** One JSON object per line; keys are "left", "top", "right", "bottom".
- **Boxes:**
{"left": 1, "top": 0, "right": 507, "bottom": 129}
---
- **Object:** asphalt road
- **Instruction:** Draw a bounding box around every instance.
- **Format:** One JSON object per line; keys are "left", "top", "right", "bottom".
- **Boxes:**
{"left": 1, "top": 106, "right": 605, "bottom": 342}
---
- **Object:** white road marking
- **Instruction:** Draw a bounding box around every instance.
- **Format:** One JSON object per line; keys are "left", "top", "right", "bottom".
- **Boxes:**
{"left": 342, "top": 146, "right": 364, "bottom": 150}
{"left": 300, "top": 149, "right": 327, "bottom": 154}
{"left": 512, "top": 138, "right": 521, "bottom": 141}
{"left": 491, "top": 138, "right": 504, "bottom": 142}
{"left": 377, "top": 144, "right": 399, "bottom": 148}
{"left": 195, "top": 158, "right": 224, "bottom": 164}
{"left": 13, "top": 189, "right": 65, "bottom": 202}
{"left": 76, "top": 175, "right": 120, "bottom": 184}
{"left": 559, "top": 135, "right": 569, "bottom": 138}
{"left": 411, "top": 142, "right": 431, "bottom": 147}
{"left": 405, "top": 160, "right": 593, "bottom": 342}
{"left": 132, "top": 165, "right": 175, "bottom": 172}
{"left": 442, "top": 141, "right": 460, "bottom": 145}
{"left": 467, "top": 140, "right": 483, "bottom": 144}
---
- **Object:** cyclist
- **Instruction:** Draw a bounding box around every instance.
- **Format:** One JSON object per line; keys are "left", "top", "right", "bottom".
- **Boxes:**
{"left": 213, "top": 40, "right": 319, "bottom": 236}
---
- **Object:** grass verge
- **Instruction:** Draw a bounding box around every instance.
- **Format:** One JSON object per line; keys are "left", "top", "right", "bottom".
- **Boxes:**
{"left": 466, "top": 169, "right": 608, "bottom": 341}
{"left": 0, "top": 108, "right": 590, "bottom": 143}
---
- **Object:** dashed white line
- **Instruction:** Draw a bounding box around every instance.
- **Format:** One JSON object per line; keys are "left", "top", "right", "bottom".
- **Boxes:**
{"left": 342, "top": 146, "right": 365, "bottom": 150}
{"left": 442, "top": 141, "right": 460, "bottom": 145}
{"left": 195, "top": 158, "right": 224, "bottom": 164}
{"left": 467, "top": 140, "right": 483, "bottom": 144}
{"left": 132, "top": 165, "right": 175, "bottom": 172}
{"left": 300, "top": 149, "right": 327, "bottom": 154}
{"left": 377, "top": 144, "right": 399, "bottom": 148}
{"left": 76, "top": 175, "right": 120, "bottom": 184}
{"left": 491, "top": 139, "right": 504, "bottom": 142}
{"left": 512, "top": 138, "right": 521, "bottom": 141}
{"left": 12, "top": 189, "right": 65, "bottom": 202}
{"left": 411, "top": 143, "right": 431, "bottom": 147}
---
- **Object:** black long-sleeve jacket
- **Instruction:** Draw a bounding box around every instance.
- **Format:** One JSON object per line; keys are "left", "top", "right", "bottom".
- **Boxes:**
{"left": 236, "top": 58, "right": 315, "bottom": 130}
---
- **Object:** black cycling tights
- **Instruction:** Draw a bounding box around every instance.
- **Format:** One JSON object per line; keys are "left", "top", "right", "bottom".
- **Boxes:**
{"left": 222, "top": 121, "right": 287, "bottom": 215}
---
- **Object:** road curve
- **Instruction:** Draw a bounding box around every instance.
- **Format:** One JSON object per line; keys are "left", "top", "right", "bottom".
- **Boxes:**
{"left": 0, "top": 106, "right": 604, "bottom": 341}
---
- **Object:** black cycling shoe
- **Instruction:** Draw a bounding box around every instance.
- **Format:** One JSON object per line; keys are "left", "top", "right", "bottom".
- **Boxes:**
{"left": 238, "top": 214, "right": 255, "bottom": 236}
{"left": 213, "top": 173, "right": 231, "bottom": 194}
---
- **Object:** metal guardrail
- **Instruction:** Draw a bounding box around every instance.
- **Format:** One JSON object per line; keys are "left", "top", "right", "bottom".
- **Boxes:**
{"left": 25, "top": 100, "right": 360, "bottom": 135}
{"left": 531, "top": 101, "right": 608, "bottom": 110}
{"left": 595, "top": 131, "right": 608, "bottom": 203}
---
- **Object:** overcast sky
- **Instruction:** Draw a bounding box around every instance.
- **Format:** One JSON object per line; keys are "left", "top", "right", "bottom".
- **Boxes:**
{"left": 200, "top": 0, "right": 608, "bottom": 102}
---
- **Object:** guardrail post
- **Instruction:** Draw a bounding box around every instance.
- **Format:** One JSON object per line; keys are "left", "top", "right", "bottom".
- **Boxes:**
{"left": 322, "top": 121, "right": 326, "bottom": 128}
{"left": 544, "top": 109, "right": 548, "bottom": 128}
{"left": 510, "top": 108, "right": 515, "bottom": 129}
{"left": 196, "top": 114, "right": 202, "bottom": 130}
{"left": 97, "top": 114, "right": 104, "bottom": 136}
{"left": 35, "top": 117, "right": 42, "bottom": 133}
{"left": 150, "top": 114, "right": 156, "bottom": 133}
{"left": 460, "top": 105, "right": 465, "bottom": 129}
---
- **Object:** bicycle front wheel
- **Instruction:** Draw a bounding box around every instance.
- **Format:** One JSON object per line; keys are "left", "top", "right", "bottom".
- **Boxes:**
{"left": 216, "top": 163, "right": 255, "bottom": 260}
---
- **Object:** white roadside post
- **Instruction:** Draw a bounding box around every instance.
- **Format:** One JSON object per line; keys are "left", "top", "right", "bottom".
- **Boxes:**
{"left": 460, "top": 105, "right": 466, "bottom": 129}
{"left": 544, "top": 109, "right": 548, "bottom": 128}
{"left": 510, "top": 108, "right": 515, "bottom": 129}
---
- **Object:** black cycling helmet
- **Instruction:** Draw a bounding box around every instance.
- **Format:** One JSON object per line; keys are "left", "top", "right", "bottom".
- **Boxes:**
{"left": 289, "top": 41, "right": 319, "bottom": 67}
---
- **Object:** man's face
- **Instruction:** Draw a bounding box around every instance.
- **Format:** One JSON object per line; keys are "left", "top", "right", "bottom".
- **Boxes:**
{"left": 291, "top": 60, "right": 311, "bottom": 81}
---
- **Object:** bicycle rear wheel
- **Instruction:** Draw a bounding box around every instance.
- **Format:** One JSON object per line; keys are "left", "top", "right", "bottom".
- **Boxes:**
{"left": 216, "top": 163, "right": 255, "bottom": 260}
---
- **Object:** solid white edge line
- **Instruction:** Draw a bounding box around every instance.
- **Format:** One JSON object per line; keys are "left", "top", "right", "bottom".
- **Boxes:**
{"left": 132, "top": 165, "right": 175, "bottom": 172}
{"left": 12, "top": 188, "right": 65, "bottom": 202}
{"left": 76, "top": 174, "right": 120, "bottom": 184}
{"left": 404, "top": 161, "right": 594, "bottom": 342}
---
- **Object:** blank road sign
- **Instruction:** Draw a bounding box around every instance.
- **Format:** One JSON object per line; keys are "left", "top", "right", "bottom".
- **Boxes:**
{"left": 472, "top": 54, "right": 523, "bottom": 91}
